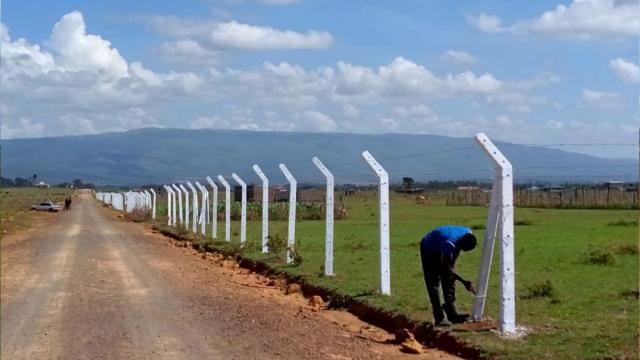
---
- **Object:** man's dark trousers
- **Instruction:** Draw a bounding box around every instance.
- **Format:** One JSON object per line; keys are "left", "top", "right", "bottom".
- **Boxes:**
{"left": 420, "top": 249, "right": 456, "bottom": 323}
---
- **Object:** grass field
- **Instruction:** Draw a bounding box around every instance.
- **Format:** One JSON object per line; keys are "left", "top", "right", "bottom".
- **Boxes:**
{"left": 146, "top": 191, "right": 637, "bottom": 359}
{"left": 0, "top": 188, "right": 74, "bottom": 237}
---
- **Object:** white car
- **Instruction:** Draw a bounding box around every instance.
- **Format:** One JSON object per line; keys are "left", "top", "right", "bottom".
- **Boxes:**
{"left": 31, "top": 201, "right": 63, "bottom": 212}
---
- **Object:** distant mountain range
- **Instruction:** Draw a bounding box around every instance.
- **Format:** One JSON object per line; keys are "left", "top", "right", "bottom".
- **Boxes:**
{"left": 1, "top": 128, "right": 636, "bottom": 186}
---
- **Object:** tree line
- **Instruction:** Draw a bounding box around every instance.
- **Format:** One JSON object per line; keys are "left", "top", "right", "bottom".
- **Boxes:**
{"left": 0, "top": 177, "right": 95, "bottom": 189}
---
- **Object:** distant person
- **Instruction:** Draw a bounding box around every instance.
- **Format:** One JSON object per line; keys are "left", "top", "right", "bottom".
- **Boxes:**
{"left": 64, "top": 197, "right": 72, "bottom": 210}
{"left": 420, "top": 225, "right": 477, "bottom": 326}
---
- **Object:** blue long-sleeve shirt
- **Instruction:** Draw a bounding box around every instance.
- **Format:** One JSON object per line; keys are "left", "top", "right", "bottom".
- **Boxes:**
{"left": 420, "top": 225, "right": 473, "bottom": 256}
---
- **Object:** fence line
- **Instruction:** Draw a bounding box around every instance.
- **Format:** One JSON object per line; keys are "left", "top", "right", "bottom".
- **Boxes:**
{"left": 446, "top": 188, "right": 639, "bottom": 209}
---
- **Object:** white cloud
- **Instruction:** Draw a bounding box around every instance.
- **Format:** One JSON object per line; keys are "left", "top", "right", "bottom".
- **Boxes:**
{"left": 0, "top": 12, "right": 202, "bottom": 139}
{"left": 191, "top": 106, "right": 260, "bottom": 130}
{"left": 392, "top": 104, "right": 434, "bottom": 118}
{"left": 546, "top": 119, "right": 564, "bottom": 129}
{"left": 580, "top": 89, "right": 624, "bottom": 109}
{"left": 1, "top": 118, "right": 47, "bottom": 139}
{"left": 470, "top": 0, "right": 640, "bottom": 39}
{"left": 468, "top": 14, "right": 503, "bottom": 33}
{"left": 210, "top": 21, "right": 332, "bottom": 50}
{"left": 48, "top": 11, "right": 129, "bottom": 78}
{"left": 441, "top": 50, "right": 476, "bottom": 65}
{"left": 1, "top": 12, "right": 563, "bottom": 142}
{"left": 147, "top": 16, "right": 332, "bottom": 50}
{"left": 341, "top": 104, "right": 360, "bottom": 119}
{"left": 300, "top": 110, "right": 337, "bottom": 132}
{"left": 157, "top": 40, "right": 222, "bottom": 65}
{"left": 379, "top": 117, "right": 399, "bottom": 130}
{"left": 495, "top": 115, "right": 512, "bottom": 126}
{"left": 335, "top": 57, "right": 501, "bottom": 100}
{"left": 609, "top": 57, "right": 639, "bottom": 83}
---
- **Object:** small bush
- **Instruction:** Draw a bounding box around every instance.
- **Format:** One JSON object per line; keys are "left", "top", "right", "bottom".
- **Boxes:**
{"left": 607, "top": 220, "right": 638, "bottom": 227}
{"left": 289, "top": 245, "right": 303, "bottom": 266}
{"left": 128, "top": 207, "right": 151, "bottom": 222}
{"left": 515, "top": 219, "right": 534, "bottom": 226}
{"left": 227, "top": 242, "right": 246, "bottom": 257}
{"left": 619, "top": 289, "right": 640, "bottom": 299}
{"left": 345, "top": 233, "right": 367, "bottom": 251}
{"left": 175, "top": 223, "right": 192, "bottom": 240}
{"left": 584, "top": 249, "right": 615, "bottom": 265}
{"left": 522, "top": 279, "right": 556, "bottom": 299}
{"left": 470, "top": 223, "right": 485, "bottom": 230}
{"left": 615, "top": 244, "right": 639, "bottom": 255}
{"left": 267, "top": 232, "right": 287, "bottom": 251}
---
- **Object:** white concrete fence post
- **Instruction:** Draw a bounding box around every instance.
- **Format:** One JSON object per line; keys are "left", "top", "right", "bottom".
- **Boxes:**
{"left": 252, "top": 165, "right": 269, "bottom": 253}
{"left": 179, "top": 184, "right": 189, "bottom": 228}
{"left": 196, "top": 181, "right": 208, "bottom": 236}
{"left": 172, "top": 184, "right": 184, "bottom": 225}
{"left": 472, "top": 132, "right": 516, "bottom": 335}
{"left": 231, "top": 173, "right": 247, "bottom": 246}
{"left": 279, "top": 164, "right": 297, "bottom": 264}
{"left": 206, "top": 176, "right": 218, "bottom": 239}
{"left": 150, "top": 188, "right": 157, "bottom": 220}
{"left": 362, "top": 150, "right": 391, "bottom": 296}
{"left": 167, "top": 186, "right": 177, "bottom": 226}
{"left": 312, "top": 157, "right": 335, "bottom": 276}
{"left": 186, "top": 182, "right": 198, "bottom": 233}
{"left": 217, "top": 175, "right": 231, "bottom": 242}
{"left": 144, "top": 190, "right": 152, "bottom": 213}
{"left": 163, "top": 185, "right": 172, "bottom": 225}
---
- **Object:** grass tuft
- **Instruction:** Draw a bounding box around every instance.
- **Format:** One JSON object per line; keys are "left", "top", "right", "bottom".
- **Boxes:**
{"left": 615, "top": 244, "right": 639, "bottom": 255}
{"left": 515, "top": 219, "right": 534, "bottom": 226}
{"left": 522, "top": 279, "right": 556, "bottom": 299}
{"left": 619, "top": 289, "right": 640, "bottom": 300}
{"left": 584, "top": 249, "right": 615, "bottom": 265}
{"left": 470, "top": 223, "right": 485, "bottom": 230}
{"left": 607, "top": 219, "right": 638, "bottom": 227}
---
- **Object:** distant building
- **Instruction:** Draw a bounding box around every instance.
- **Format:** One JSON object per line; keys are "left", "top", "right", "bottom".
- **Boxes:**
{"left": 395, "top": 188, "right": 424, "bottom": 194}
{"left": 34, "top": 181, "right": 50, "bottom": 188}
{"left": 456, "top": 186, "right": 480, "bottom": 192}
{"left": 605, "top": 181, "right": 624, "bottom": 191}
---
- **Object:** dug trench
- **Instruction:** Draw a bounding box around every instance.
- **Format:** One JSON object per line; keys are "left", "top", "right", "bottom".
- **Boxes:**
{"left": 146, "top": 220, "right": 491, "bottom": 358}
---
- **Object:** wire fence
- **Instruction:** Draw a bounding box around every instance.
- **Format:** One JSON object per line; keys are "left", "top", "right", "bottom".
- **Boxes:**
{"left": 446, "top": 188, "right": 638, "bottom": 210}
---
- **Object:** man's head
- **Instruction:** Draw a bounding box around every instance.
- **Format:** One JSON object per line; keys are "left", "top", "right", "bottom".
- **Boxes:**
{"left": 459, "top": 233, "right": 477, "bottom": 252}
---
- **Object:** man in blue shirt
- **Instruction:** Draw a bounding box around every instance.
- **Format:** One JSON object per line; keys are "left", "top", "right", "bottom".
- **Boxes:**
{"left": 420, "top": 225, "right": 477, "bottom": 326}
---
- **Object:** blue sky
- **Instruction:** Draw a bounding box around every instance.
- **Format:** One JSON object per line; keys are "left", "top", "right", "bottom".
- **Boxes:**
{"left": 1, "top": 0, "right": 638, "bottom": 158}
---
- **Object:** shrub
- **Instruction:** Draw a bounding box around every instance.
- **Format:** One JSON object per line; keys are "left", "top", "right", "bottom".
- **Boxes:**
{"left": 584, "top": 249, "right": 615, "bottom": 265}
{"left": 619, "top": 289, "right": 640, "bottom": 299}
{"left": 175, "top": 223, "right": 192, "bottom": 241}
{"left": 515, "top": 219, "right": 534, "bottom": 226}
{"left": 128, "top": 207, "right": 151, "bottom": 222}
{"left": 289, "top": 245, "right": 303, "bottom": 266}
{"left": 522, "top": 279, "right": 556, "bottom": 299}
{"left": 267, "top": 232, "right": 287, "bottom": 251}
{"left": 607, "top": 220, "right": 638, "bottom": 227}
{"left": 615, "top": 244, "right": 639, "bottom": 255}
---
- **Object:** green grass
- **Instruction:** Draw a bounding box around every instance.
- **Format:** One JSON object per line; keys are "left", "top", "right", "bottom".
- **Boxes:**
{"left": 0, "top": 187, "right": 74, "bottom": 236}
{"left": 151, "top": 191, "right": 639, "bottom": 360}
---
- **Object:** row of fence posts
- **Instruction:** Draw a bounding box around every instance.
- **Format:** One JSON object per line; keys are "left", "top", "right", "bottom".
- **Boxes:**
{"left": 94, "top": 133, "right": 517, "bottom": 335}
{"left": 160, "top": 158, "right": 374, "bottom": 282}
{"left": 96, "top": 189, "right": 156, "bottom": 219}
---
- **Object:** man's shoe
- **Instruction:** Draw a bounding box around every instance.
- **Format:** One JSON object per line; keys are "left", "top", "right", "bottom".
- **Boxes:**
{"left": 449, "top": 313, "right": 469, "bottom": 324}
{"left": 443, "top": 303, "right": 470, "bottom": 324}
{"left": 435, "top": 318, "right": 452, "bottom": 327}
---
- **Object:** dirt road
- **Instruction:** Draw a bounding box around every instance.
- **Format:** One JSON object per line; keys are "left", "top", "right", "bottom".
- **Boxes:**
{"left": 1, "top": 192, "right": 459, "bottom": 360}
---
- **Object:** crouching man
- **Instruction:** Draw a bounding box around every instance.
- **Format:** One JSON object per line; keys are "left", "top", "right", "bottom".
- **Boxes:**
{"left": 420, "top": 225, "right": 477, "bottom": 326}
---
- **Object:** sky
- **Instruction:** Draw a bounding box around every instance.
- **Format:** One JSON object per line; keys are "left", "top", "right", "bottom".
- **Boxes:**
{"left": 1, "top": 0, "right": 638, "bottom": 158}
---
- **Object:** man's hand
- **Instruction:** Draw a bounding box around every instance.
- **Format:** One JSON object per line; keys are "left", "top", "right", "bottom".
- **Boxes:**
{"left": 462, "top": 280, "right": 476, "bottom": 295}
